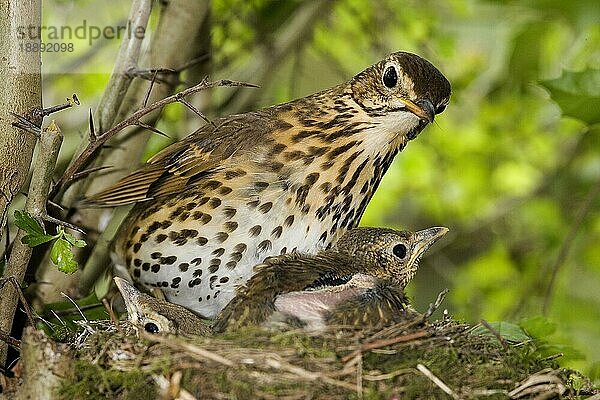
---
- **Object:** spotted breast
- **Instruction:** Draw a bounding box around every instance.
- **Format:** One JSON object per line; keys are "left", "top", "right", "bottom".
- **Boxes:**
{"left": 86, "top": 51, "right": 451, "bottom": 318}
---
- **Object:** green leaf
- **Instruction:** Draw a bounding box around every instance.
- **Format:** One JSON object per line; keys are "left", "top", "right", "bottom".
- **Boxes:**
{"left": 470, "top": 321, "right": 531, "bottom": 343}
{"left": 14, "top": 210, "right": 45, "bottom": 235}
{"left": 62, "top": 230, "right": 87, "bottom": 248}
{"left": 50, "top": 238, "right": 79, "bottom": 274}
{"left": 94, "top": 269, "right": 112, "bottom": 300}
{"left": 539, "top": 69, "right": 600, "bottom": 125}
{"left": 520, "top": 316, "right": 557, "bottom": 339}
{"left": 21, "top": 233, "right": 56, "bottom": 247}
{"left": 14, "top": 210, "right": 56, "bottom": 248}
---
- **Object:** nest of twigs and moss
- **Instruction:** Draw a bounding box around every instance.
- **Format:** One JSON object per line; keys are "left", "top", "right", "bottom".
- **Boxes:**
{"left": 5, "top": 312, "right": 597, "bottom": 400}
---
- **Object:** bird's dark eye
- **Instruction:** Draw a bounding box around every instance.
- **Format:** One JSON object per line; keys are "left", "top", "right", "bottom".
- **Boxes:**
{"left": 382, "top": 66, "right": 398, "bottom": 88}
{"left": 393, "top": 243, "right": 407, "bottom": 259}
{"left": 144, "top": 322, "right": 160, "bottom": 333}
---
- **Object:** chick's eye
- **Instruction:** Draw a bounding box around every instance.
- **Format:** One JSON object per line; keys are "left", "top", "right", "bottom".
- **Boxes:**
{"left": 144, "top": 322, "right": 160, "bottom": 334}
{"left": 393, "top": 243, "right": 407, "bottom": 259}
{"left": 382, "top": 66, "right": 398, "bottom": 88}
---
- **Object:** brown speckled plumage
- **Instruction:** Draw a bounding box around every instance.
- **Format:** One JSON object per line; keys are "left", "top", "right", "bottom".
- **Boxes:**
{"left": 86, "top": 52, "right": 451, "bottom": 319}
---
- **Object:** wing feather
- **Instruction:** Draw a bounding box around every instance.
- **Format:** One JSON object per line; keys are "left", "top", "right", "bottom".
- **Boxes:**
{"left": 82, "top": 111, "right": 276, "bottom": 207}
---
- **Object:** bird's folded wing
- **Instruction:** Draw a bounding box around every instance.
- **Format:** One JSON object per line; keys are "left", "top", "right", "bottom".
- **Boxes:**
{"left": 81, "top": 112, "right": 273, "bottom": 207}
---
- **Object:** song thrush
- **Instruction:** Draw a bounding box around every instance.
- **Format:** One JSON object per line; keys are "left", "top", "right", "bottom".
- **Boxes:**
{"left": 213, "top": 226, "right": 448, "bottom": 332}
{"left": 114, "top": 276, "right": 210, "bottom": 336}
{"left": 87, "top": 51, "right": 451, "bottom": 319}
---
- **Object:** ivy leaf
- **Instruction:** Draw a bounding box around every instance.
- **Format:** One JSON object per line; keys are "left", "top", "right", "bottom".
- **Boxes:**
{"left": 50, "top": 238, "right": 78, "bottom": 274}
{"left": 14, "top": 210, "right": 56, "bottom": 247}
{"left": 539, "top": 69, "right": 600, "bottom": 125}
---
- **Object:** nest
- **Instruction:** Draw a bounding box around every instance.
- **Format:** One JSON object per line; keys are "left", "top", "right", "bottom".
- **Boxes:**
{"left": 37, "top": 314, "right": 594, "bottom": 400}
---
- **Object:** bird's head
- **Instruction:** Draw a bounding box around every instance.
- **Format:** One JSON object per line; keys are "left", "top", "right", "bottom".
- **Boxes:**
{"left": 334, "top": 226, "right": 449, "bottom": 286}
{"left": 350, "top": 51, "right": 451, "bottom": 141}
{"left": 113, "top": 277, "right": 209, "bottom": 336}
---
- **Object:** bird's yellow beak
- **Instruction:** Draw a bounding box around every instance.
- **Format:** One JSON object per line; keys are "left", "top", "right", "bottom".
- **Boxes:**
{"left": 408, "top": 226, "right": 449, "bottom": 266}
{"left": 401, "top": 98, "right": 436, "bottom": 123}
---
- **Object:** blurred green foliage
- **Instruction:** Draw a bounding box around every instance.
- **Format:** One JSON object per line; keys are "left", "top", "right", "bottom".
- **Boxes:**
{"left": 39, "top": 0, "right": 600, "bottom": 381}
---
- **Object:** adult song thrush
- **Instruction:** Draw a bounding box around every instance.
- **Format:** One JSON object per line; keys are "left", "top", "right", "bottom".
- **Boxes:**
{"left": 213, "top": 226, "right": 448, "bottom": 332}
{"left": 86, "top": 52, "right": 451, "bottom": 319}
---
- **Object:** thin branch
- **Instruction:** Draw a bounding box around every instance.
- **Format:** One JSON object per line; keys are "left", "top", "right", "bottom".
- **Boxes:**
{"left": 480, "top": 319, "right": 510, "bottom": 352}
{"left": 177, "top": 95, "right": 215, "bottom": 127}
{"left": 134, "top": 121, "right": 171, "bottom": 138}
{"left": 42, "top": 214, "right": 85, "bottom": 234}
{"left": 0, "top": 277, "right": 36, "bottom": 327}
{"left": 416, "top": 363, "right": 460, "bottom": 400}
{"left": 72, "top": 165, "right": 115, "bottom": 181}
{"left": 10, "top": 112, "right": 41, "bottom": 138}
{"left": 341, "top": 330, "right": 429, "bottom": 363}
{"left": 52, "top": 79, "right": 257, "bottom": 197}
{"left": 0, "top": 329, "right": 21, "bottom": 350}
{"left": 144, "top": 332, "right": 235, "bottom": 366}
{"left": 543, "top": 174, "right": 600, "bottom": 314}
{"left": 421, "top": 288, "right": 450, "bottom": 322}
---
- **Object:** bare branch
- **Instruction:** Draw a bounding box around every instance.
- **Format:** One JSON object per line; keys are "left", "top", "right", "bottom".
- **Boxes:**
{"left": 53, "top": 79, "right": 256, "bottom": 197}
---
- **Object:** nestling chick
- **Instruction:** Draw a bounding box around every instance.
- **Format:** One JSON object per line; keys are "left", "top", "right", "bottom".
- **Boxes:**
{"left": 213, "top": 226, "right": 448, "bottom": 332}
{"left": 113, "top": 277, "right": 210, "bottom": 336}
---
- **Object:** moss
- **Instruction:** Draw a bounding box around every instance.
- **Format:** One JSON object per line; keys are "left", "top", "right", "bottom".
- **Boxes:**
{"left": 47, "top": 319, "right": 596, "bottom": 399}
{"left": 57, "top": 361, "right": 157, "bottom": 400}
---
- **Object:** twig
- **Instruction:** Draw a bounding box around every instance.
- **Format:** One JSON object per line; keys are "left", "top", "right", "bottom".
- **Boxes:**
{"left": 53, "top": 0, "right": 152, "bottom": 210}
{"left": 363, "top": 368, "right": 413, "bottom": 381}
{"left": 61, "top": 291, "right": 88, "bottom": 323}
{"left": 341, "top": 330, "right": 429, "bottom": 363}
{"left": 0, "top": 277, "right": 36, "bottom": 327}
{"left": 356, "top": 353, "right": 363, "bottom": 400}
{"left": 0, "top": 329, "right": 21, "bottom": 349}
{"left": 71, "top": 165, "right": 115, "bottom": 181}
{"left": 480, "top": 319, "right": 509, "bottom": 352}
{"left": 10, "top": 112, "right": 42, "bottom": 137}
{"left": 93, "top": 0, "right": 152, "bottom": 135}
{"left": 417, "top": 363, "right": 460, "bottom": 400}
{"left": 421, "top": 288, "right": 450, "bottom": 322}
{"left": 543, "top": 174, "right": 600, "bottom": 314}
{"left": 143, "top": 332, "right": 234, "bottom": 366}
{"left": 102, "top": 298, "right": 119, "bottom": 326}
{"left": 52, "top": 78, "right": 256, "bottom": 197}
{"left": 539, "top": 353, "right": 563, "bottom": 362}
{"left": 42, "top": 214, "right": 85, "bottom": 234}
{"left": 0, "top": 122, "right": 63, "bottom": 363}
{"left": 265, "top": 356, "right": 357, "bottom": 392}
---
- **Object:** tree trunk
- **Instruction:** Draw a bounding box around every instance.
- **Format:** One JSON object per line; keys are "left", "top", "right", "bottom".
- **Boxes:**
{"left": 0, "top": 0, "right": 42, "bottom": 366}
{"left": 0, "top": 0, "right": 42, "bottom": 239}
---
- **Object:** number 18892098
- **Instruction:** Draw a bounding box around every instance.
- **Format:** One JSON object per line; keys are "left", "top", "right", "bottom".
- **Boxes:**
{"left": 20, "top": 42, "right": 74, "bottom": 52}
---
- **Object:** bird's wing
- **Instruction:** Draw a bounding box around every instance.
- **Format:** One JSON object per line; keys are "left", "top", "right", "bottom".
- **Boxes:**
{"left": 324, "top": 283, "right": 412, "bottom": 327}
{"left": 212, "top": 253, "right": 350, "bottom": 332}
{"left": 82, "top": 111, "right": 275, "bottom": 207}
